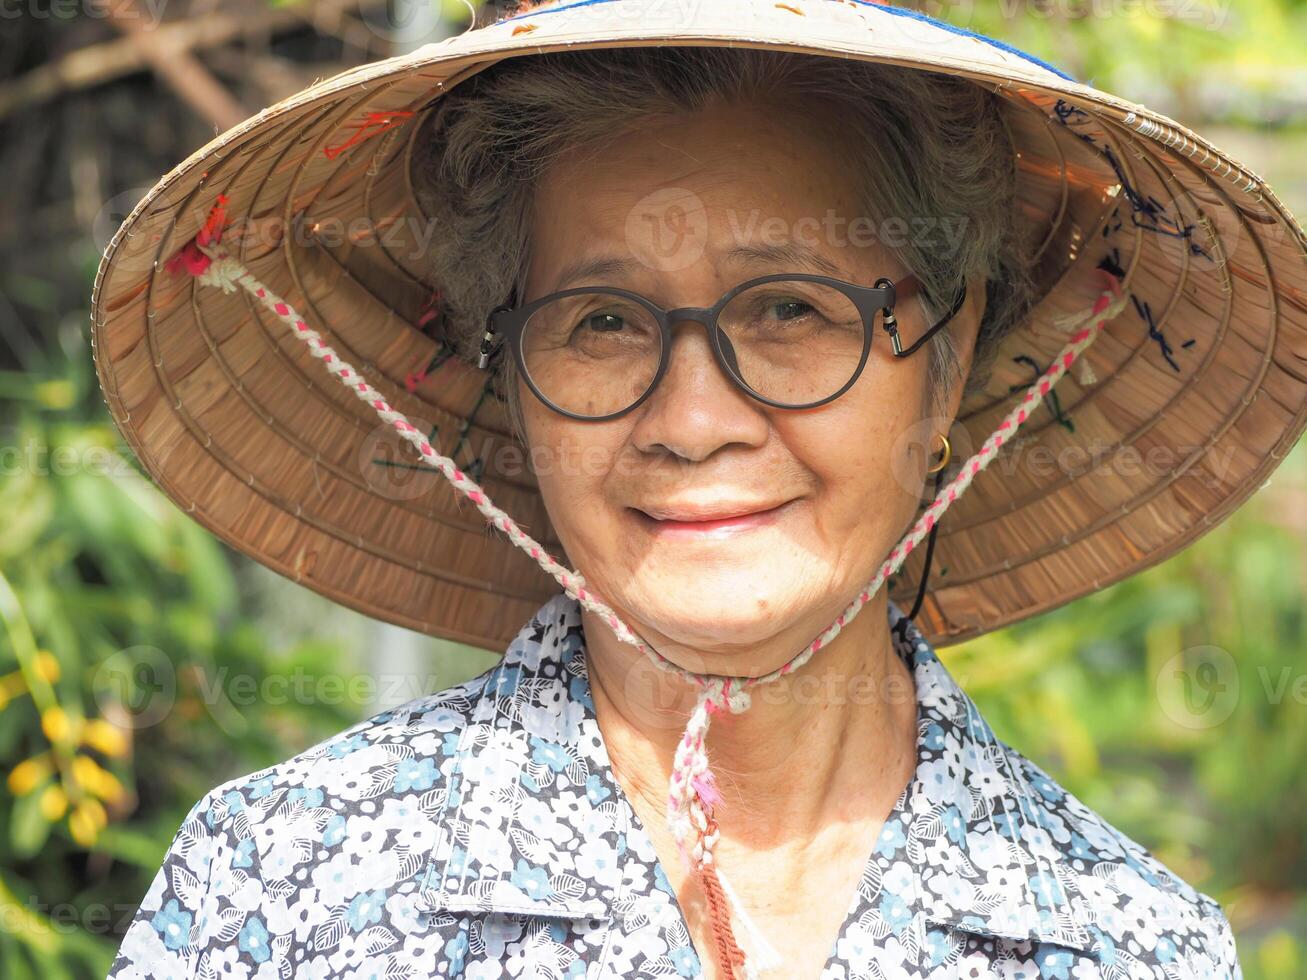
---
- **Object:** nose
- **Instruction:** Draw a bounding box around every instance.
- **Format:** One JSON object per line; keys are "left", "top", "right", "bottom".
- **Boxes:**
{"left": 628, "top": 318, "right": 770, "bottom": 463}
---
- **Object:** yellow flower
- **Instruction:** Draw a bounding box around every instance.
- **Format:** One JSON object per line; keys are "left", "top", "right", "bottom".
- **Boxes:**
{"left": 70, "top": 754, "right": 99, "bottom": 789}
{"left": 8, "top": 756, "right": 50, "bottom": 796}
{"left": 68, "top": 804, "right": 99, "bottom": 847}
{"left": 83, "top": 718, "right": 129, "bottom": 757}
{"left": 35, "top": 379, "right": 76, "bottom": 410}
{"left": 39, "top": 785, "right": 68, "bottom": 821}
{"left": 71, "top": 755, "right": 125, "bottom": 803}
{"left": 41, "top": 706, "right": 71, "bottom": 743}
{"left": 0, "top": 670, "right": 27, "bottom": 701}
{"left": 96, "top": 769, "right": 127, "bottom": 804}
{"left": 34, "top": 651, "right": 60, "bottom": 683}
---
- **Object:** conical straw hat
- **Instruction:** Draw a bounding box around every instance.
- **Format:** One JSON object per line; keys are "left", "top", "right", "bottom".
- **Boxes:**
{"left": 91, "top": 0, "right": 1307, "bottom": 651}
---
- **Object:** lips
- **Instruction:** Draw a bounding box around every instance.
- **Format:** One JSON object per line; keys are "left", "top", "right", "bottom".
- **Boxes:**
{"left": 635, "top": 500, "right": 789, "bottom": 523}
{"left": 628, "top": 499, "right": 797, "bottom": 538}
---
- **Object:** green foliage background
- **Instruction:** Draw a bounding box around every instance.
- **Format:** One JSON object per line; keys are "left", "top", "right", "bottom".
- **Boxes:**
{"left": 0, "top": 1, "right": 1303, "bottom": 977}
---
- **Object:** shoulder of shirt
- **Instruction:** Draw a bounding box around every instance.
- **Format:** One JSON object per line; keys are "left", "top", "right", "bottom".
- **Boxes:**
{"left": 987, "top": 729, "right": 1240, "bottom": 969}
{"left": 180, "top": 659, "right": 502, "bottom": 849}
{"left": 176, "top": 591, "right": 584, "bottom": 866}
{"left": 109, "top": 665, "right": 508, "bottom": 976}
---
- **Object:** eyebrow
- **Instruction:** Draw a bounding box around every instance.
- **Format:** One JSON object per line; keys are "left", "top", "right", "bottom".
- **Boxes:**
{"left": 549, "top": 255, "right": 641, "bottom": 292}
{"left": 723, "top": 242, "right": 846, "bottom": 278}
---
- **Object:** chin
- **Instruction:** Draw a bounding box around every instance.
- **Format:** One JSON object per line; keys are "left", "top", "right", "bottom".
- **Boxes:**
{"left": 616, "top": 565, "right": 823, "bottom": 653}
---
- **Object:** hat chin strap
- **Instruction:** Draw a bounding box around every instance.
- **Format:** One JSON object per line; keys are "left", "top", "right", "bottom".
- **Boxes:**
{"left": 185, "top": 221, "right": 1125, "bottom": 979}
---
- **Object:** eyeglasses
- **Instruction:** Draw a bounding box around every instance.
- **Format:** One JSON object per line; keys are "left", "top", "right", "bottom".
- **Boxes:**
{"left": 476, "top": 272, "right": 967, "bottom": 421}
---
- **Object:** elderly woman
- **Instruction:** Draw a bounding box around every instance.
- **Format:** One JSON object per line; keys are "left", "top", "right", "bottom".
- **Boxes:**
{"left": 97, "top": 1, "right": 1307, "bottom": 977}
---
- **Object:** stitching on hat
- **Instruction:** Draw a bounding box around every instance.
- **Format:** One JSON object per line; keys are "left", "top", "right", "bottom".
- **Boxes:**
{"left": 1052, "top": 100, "right": 1212, "bottom": 263}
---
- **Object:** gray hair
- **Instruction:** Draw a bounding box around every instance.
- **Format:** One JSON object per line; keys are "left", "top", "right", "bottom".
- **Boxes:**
{"left": 410, "top": 45, "right": 1037, "bottom": 444}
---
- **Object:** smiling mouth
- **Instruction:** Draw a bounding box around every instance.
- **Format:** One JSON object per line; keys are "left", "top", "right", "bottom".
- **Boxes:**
{"left": 630, "top": 500, "right": 794, "bottom": 536}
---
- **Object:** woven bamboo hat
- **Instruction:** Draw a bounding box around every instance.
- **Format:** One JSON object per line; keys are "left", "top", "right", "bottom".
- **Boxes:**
{"left": 91, "top": 0, "right": 1307, "bottom": 652}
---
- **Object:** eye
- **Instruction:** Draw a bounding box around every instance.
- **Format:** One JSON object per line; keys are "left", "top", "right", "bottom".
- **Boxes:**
{"left": 577, "top": 312, "right": 627, "bottom": 334}
{"left": 763, "top": 299, "right": 810, "bottom": 322}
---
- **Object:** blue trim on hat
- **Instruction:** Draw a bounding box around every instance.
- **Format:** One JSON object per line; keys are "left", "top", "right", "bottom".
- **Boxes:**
{"left": 497, "top": 0, "right": 1074, "bottom": 83}
{"left": 842, "top": 0, "right": 1074, "bottom": 81}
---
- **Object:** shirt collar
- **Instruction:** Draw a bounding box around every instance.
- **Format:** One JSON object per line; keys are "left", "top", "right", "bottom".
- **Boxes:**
{"left": 414, "top": 592, "right": 1097, "bottom": 953}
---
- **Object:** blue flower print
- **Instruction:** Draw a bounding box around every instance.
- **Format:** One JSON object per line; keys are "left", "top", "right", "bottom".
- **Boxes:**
{"left": 347, "top": 889, "right": 386, "bottom": 931}
{"left": 529, "top": 736, "right": 571, "bottom": 772}
{"left": 150, "top": 899, "right": 191, "bottom": 951}
{"left": 1068, "top": 832, "right": 1095, "bottom": 860}
{"left": 286, "top": 786, "right": 324, "bottom": 807}
{"left": 1032, "top": 773, "right": 1064, "bottom": 803}
{"left": 560, "top": 629, "right": 585, "bottom": 662}
{"left": 941, "top": 805, "right": 966, "bottom": 846}
{"left": 923, "top": 928, "right": 952, "bottom": 968}
{"left": 1035, "top": 945, "right": 1073, "bottom": 979}
{"left": 328, "top": 733, "right": 366, "bottom": 758}
{"left": 569, "top": 674, "right": 594, "bottom": 710}
{"left": 221, "top": 789, "right": 246, "bottom": 814}
{"left": 992, "top": 810, "right": 1022, "bottom": 839}
{"left": 923, "top": 722, "right": 946, "bottom": 750}
{"left": 395, "top": 757, "right": 438, "bottom": 792}
{"left": 238, "top": 915, "right": 271, "bottom": 963}
{"left": 322, "top": 813, "right": 346, "bottom": 846}
{"left": 652, "top": 859, "right": 674, "bottom": 897}
{"left": 670, "top": 944, "right": 701, "bottom": 977}
{"left": 246, "top": 776, "right": 275, "bottom": 799}
{"left": 584, "top": 772, "right": 611, "bottom": 804}
{"left": 1030, "top": 870, "right": 1061, "bottom": 909}
{"left": 446, "top": 844, "right": 469, "bottom": 878}
{"left": 875, "top": 818, "right": 906, "bottom": 858}
{"left": 489, "top": 664, "right": 522, "bottom": 698}
{"left": 879, "top": 892, "right": 913, "bottom": 935}
{"left": 1094, "top": 934, "right": 1120, "bottom": 968}
{"left": 511, "top": 858, "right": 552, "bottom": 901}
{"left": 444, "top": 930, "right": 469, "bottom": 973}
{"left": 1155, "top": 935, "right": 1178, "bottom": 962}
{"left": 232, "top": 836, "right": 256, "bottom": 869}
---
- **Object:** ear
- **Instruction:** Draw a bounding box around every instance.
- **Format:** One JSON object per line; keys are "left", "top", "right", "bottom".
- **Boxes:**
{"left": 935, "top": 275, "right": 988, "bottom": 424}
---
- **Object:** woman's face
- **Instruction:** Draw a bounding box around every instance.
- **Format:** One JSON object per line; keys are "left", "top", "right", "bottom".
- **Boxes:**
{"left": 519, "top": 99, "right": 983, "bottom": 664}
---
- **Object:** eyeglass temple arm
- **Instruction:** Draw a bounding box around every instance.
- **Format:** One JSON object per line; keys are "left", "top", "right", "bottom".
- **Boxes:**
{"left": 477, "top": 302, "right": 513, "bottom": 369}
{"left": 883, "top": 274, "right": 969, "bottom": 359}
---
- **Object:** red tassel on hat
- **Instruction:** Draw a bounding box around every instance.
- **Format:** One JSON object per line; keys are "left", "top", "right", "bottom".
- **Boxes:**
{"left": 165, "top": 194, "right": 230, "bottom": 278}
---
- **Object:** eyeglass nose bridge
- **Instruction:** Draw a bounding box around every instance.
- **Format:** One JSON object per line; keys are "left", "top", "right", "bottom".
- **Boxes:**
{"left": 657, "top": 305, "right": 747, "bottom": 389}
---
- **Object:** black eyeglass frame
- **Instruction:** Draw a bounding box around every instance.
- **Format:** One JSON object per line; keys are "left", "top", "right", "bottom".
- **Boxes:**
{"left": 476, "top": 272, "right": 968, "bottom": 422}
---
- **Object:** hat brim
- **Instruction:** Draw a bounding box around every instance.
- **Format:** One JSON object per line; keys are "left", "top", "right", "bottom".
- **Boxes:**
{"left": 91, "top": 0, "right": 1307, "bottom": 649}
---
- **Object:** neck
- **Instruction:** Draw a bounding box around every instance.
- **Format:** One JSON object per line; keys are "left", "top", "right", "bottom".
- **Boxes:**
{"left": 581, "top": 593, "right": 919, "bottom": 848}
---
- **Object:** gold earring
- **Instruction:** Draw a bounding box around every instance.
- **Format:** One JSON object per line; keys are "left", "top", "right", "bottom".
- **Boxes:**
{"left": 926, "top": 432, "right": 951, "bottom": 474}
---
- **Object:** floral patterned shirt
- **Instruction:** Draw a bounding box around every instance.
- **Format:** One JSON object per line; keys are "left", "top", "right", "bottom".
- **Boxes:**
{"left": 108, "top": 592, "right": 1240, "bottom": 979}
